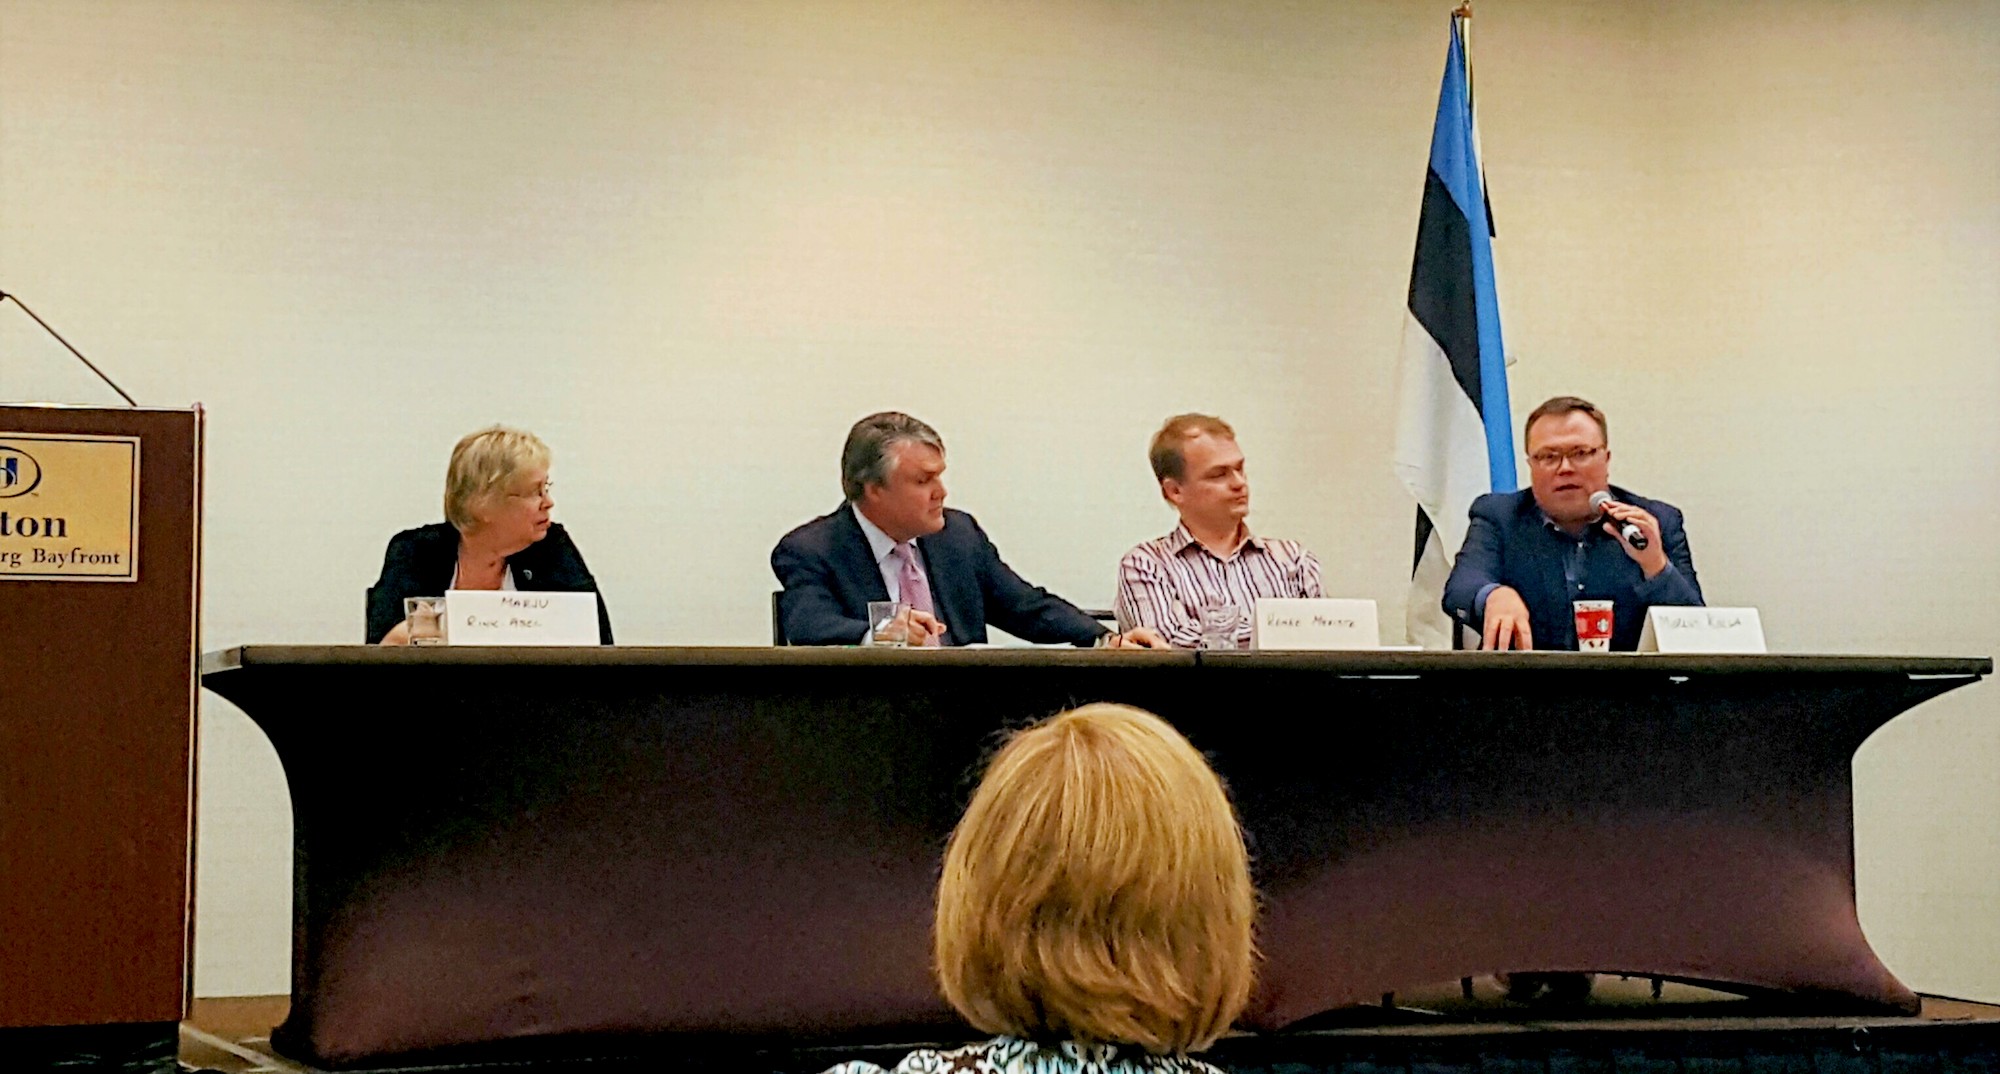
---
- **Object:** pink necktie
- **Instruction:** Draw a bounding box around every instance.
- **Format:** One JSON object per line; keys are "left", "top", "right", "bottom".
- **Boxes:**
{"left": 895, "top": 541, "right": 934, "bottom": 618}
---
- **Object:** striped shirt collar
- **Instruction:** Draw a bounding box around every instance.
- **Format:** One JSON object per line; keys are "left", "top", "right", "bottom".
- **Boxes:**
{"left": 1165, "top": 520, "right": 1266, "bottom": 561}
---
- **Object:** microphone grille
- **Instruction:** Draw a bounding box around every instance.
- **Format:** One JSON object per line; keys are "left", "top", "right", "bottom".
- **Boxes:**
{"left": 1588, "top": 490, "right": 1612, "bottom": 510}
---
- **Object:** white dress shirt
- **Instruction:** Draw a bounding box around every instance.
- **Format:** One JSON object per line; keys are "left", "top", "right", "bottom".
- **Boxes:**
{"left": 851, "top": 504, "right": 933, "bottom": 643}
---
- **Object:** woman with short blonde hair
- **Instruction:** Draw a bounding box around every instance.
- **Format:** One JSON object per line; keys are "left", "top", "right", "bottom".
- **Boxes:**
{"left": 830, "top": 703, "right": 1255, "bottom": 1074}
{"left": 366, "top": 425, "right": 612, "bottom": 644}
{"left": 441, "top": 426, "right": 551, "bottom": 531}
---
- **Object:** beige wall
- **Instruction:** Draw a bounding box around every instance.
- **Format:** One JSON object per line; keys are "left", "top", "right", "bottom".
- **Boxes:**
{"left": 1, "top": 0, "right": 1992, "bottom": 1001}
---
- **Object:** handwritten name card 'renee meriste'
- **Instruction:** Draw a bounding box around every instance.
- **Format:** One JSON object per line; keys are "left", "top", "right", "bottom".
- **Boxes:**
{"left": 1251, "top": 598, "right": 1381, "bottom": 651}
{"left": 444, "top": 590, "right": 601, "bottom": 646}
{"left": 1638, "top": 606, "right": 1767, "bottom": 654}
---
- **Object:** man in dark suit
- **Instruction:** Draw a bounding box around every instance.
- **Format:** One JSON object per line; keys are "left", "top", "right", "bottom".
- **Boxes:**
{"left": 772, "top": 412, "right": 1167, "bottom": 648}
{"left": 1443, "top": 396, "right": 1702, "bottom": 651}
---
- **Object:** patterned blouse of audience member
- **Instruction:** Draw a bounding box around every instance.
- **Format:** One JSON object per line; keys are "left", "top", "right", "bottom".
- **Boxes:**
{"left": 824, "top": 702, "right": 1257, "bottom": 1074}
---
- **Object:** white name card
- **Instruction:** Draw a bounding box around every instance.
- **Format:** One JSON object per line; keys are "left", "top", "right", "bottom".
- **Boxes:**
{"left": 445, "top": 590, "right": 601, "bottom": 646}
{"left": 1251, "top": 598, "right": 1380, "bottom": 651}
{"left": 1637, "top": 606, "right": 1766, "bottom": 654}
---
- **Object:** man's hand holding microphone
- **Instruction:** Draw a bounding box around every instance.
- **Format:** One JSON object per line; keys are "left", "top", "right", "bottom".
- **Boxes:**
{"left": 1481, "top": 490, "right": 1668, "bottom": 651}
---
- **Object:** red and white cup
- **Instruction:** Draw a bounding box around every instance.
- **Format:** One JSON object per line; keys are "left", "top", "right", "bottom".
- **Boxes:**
{"left": 1573, "top": 600, "right": 1614, "bottom": 652}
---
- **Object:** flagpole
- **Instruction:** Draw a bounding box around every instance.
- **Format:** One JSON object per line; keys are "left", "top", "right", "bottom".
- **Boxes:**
{"left": 1455, "top": 3, "right": 1474, "bottom": 116}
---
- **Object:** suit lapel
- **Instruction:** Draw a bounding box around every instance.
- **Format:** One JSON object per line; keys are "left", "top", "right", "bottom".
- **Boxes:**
{"left": 912, "top": 532, "right": 964, "bottom": 646}
{"left": 831, "top": 505, "right": 892, "bottom": 605}
{"left": 420, "top": 525, "right": 462, "bottom": 594}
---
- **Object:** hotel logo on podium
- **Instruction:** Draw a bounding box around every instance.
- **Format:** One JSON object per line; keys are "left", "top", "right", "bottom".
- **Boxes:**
{"left": 0, "top": 432, "right": 141, "bottom": 581}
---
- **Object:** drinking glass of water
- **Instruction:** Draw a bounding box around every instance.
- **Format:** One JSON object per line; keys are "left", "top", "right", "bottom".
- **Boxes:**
{"left": 1198, "top": 603, "right": 1242, "bottom": 651}
{"left": 868, "top": 600, "right": 912, "bottom": 647}
{"left": 404, "top": 596, "right": 446, "bottom": 646}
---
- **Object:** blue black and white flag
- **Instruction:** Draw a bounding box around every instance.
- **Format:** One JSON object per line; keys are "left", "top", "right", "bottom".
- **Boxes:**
{"left": 1393, "top": 10, "right": 1517, "bottom": 648}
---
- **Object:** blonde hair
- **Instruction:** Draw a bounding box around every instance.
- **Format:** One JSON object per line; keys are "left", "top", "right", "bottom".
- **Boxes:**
{"left": 442, "top": 426, "right": 550, "bottom": 531}
{"left": 934, "top": 703, "right": 1256, "bottom": 1055}
{"left": 1148, "top": 414, "right": 1237, "bottom": 482}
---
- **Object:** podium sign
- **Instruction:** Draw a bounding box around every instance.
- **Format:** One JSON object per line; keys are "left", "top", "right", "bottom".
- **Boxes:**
{"left": 0, "top": 432, "right": 140, "bottom": 580}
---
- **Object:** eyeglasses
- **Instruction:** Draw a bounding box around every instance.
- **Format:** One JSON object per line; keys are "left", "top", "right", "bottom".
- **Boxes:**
{"left": 506, "top": 480, "right": 554, "bottom": 500}
{"left": 1527, "top": 446, "right": 1604, "bottom": 470}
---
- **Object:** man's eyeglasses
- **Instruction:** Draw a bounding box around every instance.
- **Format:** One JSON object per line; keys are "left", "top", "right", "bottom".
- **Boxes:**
{"left": 1527, "top": 446, "right": 1603, "bottom": 470}
{"left": 506, "top": 480, "right": 554, "bottom": 500}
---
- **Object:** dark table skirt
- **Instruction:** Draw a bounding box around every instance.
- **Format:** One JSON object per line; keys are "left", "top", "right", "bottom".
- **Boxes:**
{"left": 199, "top": 647, "right": 1988, "bottom": 1068}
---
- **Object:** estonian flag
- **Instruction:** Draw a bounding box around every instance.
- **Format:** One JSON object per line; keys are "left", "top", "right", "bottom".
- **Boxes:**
{"left": 1394, "top": 10, "right": 1517, "bottom": 648}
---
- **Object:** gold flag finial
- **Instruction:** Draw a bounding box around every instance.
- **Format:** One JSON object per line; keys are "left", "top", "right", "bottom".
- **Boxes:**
{"left": 1454, "top": 1, "right": 1472, "bottom": 17}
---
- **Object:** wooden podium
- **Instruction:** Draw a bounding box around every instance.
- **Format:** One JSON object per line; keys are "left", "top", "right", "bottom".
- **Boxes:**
{"left": 0, "top": 405, "right": 202, "bottom": 1071}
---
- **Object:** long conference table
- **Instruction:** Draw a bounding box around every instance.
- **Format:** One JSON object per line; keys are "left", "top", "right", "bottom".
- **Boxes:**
{"left": 199, "top": 646, "right": 1989, "bottom": 1069}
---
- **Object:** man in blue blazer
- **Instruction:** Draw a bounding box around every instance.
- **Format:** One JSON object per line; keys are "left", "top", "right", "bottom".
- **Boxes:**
{"left": 772, "top": 412, "right": 1167, "bottom": 648}
{"left": 1443, "top": 396, "right": 1703, "bottom": 651}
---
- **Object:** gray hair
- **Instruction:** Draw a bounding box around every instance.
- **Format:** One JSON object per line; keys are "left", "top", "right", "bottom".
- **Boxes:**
{"left": 841, "top": 411, "right": 944, "bottom": 501}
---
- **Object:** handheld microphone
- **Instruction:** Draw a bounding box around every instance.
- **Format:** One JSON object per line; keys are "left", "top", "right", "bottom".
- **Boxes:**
{"left": 1589, "top": 490, "right": 1650, "bottom": 551}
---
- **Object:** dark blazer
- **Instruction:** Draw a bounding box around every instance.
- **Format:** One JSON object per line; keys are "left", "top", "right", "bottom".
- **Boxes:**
{"left": 771, "top": 504, "right": 1107, "bottom": 647}
{"left": 1442, "top": 486, "right": 1702, "bottom": 651}
{"left": 364, "top": 521, "right": 613, "bottom": 644}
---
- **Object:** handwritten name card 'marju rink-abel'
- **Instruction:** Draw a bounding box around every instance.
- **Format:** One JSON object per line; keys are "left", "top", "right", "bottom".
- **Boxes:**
{"left": 444, "top": 590, "right": 601, "bottom": 646}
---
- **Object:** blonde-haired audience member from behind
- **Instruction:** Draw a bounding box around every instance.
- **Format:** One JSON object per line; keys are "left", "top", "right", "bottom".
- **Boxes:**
{"left": 825, "top": 702, "right": 1257, "bottom": 1074}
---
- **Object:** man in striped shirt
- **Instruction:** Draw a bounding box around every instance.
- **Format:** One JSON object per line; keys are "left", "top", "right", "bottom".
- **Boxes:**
{"left": 1114, "top": 414, "right": 1324, "bottom": 649}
